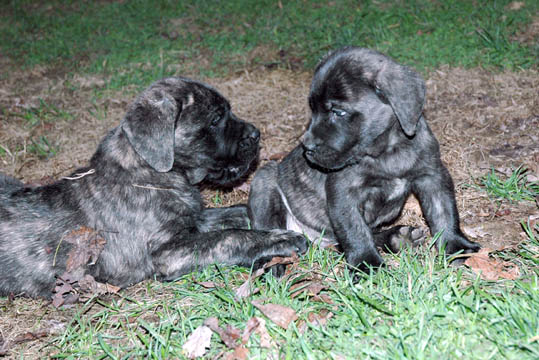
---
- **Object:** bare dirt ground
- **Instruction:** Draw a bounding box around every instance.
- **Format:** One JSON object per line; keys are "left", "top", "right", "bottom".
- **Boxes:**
{"left": 0, "top": 55, "right": 537, "bottom": 357}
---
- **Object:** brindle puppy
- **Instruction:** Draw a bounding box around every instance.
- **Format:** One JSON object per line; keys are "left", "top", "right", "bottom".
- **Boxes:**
{"left": 0, "top": 77, "right": 307, "bottom": 298}
{"left": 248, "top": 47, "right": 479, "bottom": 271}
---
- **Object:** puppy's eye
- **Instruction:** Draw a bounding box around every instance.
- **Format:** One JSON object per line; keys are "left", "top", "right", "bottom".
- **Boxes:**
{"left": 374, "top": 87, "right": 388, "bottom": 103}
{"left": 210, "top": 117, "right": 221, "bottom": 126}
{"left": 331, "top": 109, "right": 347, "bottom": 117}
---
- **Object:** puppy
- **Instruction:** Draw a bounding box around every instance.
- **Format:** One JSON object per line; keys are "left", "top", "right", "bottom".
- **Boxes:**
{"left": 0, "top": 77, "right": 307, "bottom": 298}
{"left": 248, "top": 47, "right": 479, "bottom": 270}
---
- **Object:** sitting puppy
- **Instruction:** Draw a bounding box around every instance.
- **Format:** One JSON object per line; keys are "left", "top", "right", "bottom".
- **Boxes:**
{"left": 0, "top": 77, "right": 307, "bottom": 298}
{"left": 248, "top": 47, "right": 479, "bottom": 270}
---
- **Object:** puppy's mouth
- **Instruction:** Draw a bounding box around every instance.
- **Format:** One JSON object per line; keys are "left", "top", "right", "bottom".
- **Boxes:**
{"left": 304, "top": 148, "right": 350, "bottom": 171}
{"left": 207, "top": 150, "right": 258, "bottom": 186}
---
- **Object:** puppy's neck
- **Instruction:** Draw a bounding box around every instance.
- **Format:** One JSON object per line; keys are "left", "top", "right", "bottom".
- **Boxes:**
{"left": 90, "top": 127, "right": 150, "bottom": 173}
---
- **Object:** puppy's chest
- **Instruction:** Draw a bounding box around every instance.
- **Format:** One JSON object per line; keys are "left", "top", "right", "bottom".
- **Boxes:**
{"left": 356, "top": 177, "right": 409, "bottom": 226}
{"left": 361, "top": 177, "right": 409, "bottom": 201}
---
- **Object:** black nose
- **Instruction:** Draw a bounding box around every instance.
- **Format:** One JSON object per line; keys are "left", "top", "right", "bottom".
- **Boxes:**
{"left": 250, "top": 128, "right": 260, "bottom": 143}
{"left": 301, "top": 132, "right": 320, "bottom": 152}
{"left": 239, "top": 128, "right": 260, "bottom": 149}
{"left": 303, "top": 142, "right": 317, "bottom": 152}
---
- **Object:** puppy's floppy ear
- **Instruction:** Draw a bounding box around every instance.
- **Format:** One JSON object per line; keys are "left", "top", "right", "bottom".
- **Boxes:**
{"left": 375, "top": 61, "right": 425, "bottom": 137}
{"left": 121, "top": 88, "right": 180, "bottom": 172}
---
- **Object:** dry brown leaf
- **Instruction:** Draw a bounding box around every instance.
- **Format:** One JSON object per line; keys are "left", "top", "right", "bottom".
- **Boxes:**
{"left": 463, "top": 225, "right": 490, "bottom": 239}
{"left": 241, "top": 317, "right": 260, "bottom": 345}
{"left": 204, "top": 317, "right": 240, "bottom": 349}
{"left": 464, "top": 247, "right": 520, "bottom": 281}
{"left": 63, "top": 226, "right": 106, "bottom": 273}
{"left": 196, "top": 281, "right": 221, "bottom": 289}
{"left": 268, "top": 152, "right": 287, "bottom": 161}
{"left": 251, "top": 300, "right": 298, "bottom": 329}
{"left": 51, "top": 227, "right": 119, "bottom": 307}
{"left": 78, "top": 274, "right": 121, "bottom": 296}
{"left": 234, "top": 268, "right": 264, "bottom": 300}
{"left": 312, "top": 294, "right": 334, "bottom": 304}
{"left": 290, "top": 280, "right": 327, "bottom": 299}
{"left": 298, "top": 309, "right": 334, "bottom": 334}
{"left": 234, "top": 255, "right": 299, "bottom": 300}
{"left": 182, "top": 325, "right": 213, "bottom": 359}
{"left": 507, "top": 1, "right": 525, "bottom": 10}
{"left": 263, "top": 254, "right": 299, "bottom": 268}
{"left": 12, "top": 330, "right": 49, "bottom": 344}
{"left": 224, "top": 346, "right": 249, "bottom": 360}
{"left": 253, "top": 317, "right": 274, "bottom": 349}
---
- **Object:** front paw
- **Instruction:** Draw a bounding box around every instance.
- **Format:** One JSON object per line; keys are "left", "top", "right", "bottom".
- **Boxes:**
{"left": 252, "top": 230, "right": 308, "bottom": 276}
{"left": 442, "top": 234, "right": 480, "bottom": 255}
{"left": 440, "top": 233, "right": 480, "bottom": 266}
{"left": 266, "top": 229, "right": 309, "bottom": 256}
{"left": 346, "top": 248, "right": 384, "bottom": 273}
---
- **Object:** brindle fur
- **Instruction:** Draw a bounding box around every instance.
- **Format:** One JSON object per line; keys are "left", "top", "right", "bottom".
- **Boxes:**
{"left": 0, "top": 77, "right": 307, "bottom": 297}
{"left": 248, "top": 47, "right": 479, "bottom": 271}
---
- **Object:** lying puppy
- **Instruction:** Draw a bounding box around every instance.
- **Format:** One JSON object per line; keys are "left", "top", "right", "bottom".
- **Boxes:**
{"left": 0, "top": 77, "right": 307, "bottom": 298}
{"left": 248, "top": 47, "right": 480, "bottom": 270}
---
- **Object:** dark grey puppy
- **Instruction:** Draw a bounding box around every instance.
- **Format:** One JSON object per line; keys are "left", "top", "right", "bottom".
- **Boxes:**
{"left": 0, "top": 77, "right": 307, "bottom": 298}
{"left": 248, "top": 47, "right": 479, "bottom": 270}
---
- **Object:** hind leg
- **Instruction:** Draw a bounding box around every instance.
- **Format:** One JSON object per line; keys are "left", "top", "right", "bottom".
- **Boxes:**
{"left": 247, "top": 161, "right": 287, "bottom": 230}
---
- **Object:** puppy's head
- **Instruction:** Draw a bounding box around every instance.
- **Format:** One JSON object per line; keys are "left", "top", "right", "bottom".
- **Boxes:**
{"left": 121, "top": 77, "right": 260, "bottom": 185}
{"left": 302, "top": 47, "right": 425, "bottom": 170}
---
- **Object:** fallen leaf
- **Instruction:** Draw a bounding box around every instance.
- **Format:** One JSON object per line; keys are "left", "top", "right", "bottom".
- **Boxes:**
{"left": 298, "top": 309, "right": 334, "bottom": 334}
{"left": 253, "top": 317, "right": 274, "bottom": 349}
{"left": 196, "top": 281, "right": 220, "bottom": 289}
{"left": 251, "top": 300, "right": 298, "bottom": 329}
{"left": 234, "top": 255, "right": 300, "bottom": 300}
{"left": 290, "top": 280, "right": 327, "bottom": 299}
{"left": 51, "top": 227, "right": 118, "bottom": 307}
{"left": 234, "top": 268, "right": 264, "bottom": 300}
{"left": 268, "top": 152, "right": 287, "bottom": 161}
{"left": 507, "top": 1, "right": 525, "bottom": 10}
{"left": 494, "top": 209, "right": 511, "bottom": 217}
{"left": 78, "top": 274, "right": 121, "bottom": 296}
{"left": 182, "top": 325, "right": 213, "bottom": 359}
{"left": 63, "top": 226, "right": 106, "bottom": 273}
{"left": 204, "top": 317, "right": 240, "bottom": 349}
{"left": 464, "top": 248, "right": 520, "bottom": 281}
{"left": 241, "top": 317, "right": 260, "bottom": 344}
{"left": 312, "top": 294, "right": 334, "bottom": 304}
{"left": 224, "top": 346, "right": 249, "bottom": 360}
{"left": 463, "top": 225, "right": 490, "bottom": 239}
{"left": 12, "top": 330, "right": 49, "bottom": 344}
{"left": 308, "top": 309, "right": 334, "bottom": 327}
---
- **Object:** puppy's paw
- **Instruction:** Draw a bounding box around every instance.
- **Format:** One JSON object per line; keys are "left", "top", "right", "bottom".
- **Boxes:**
{"left": 443, "top": 234, "right": 481, "bottom": 266}
{"left": 267, "top": 229, "right": 309, "bottom": 256}
{"left": 389, "top": 226, "right": 426, "bottom": 252}
{"left": 346, "top": 249, "right": 384, "bottom": 273}
{"left": 252, "top": 230, "right": 308, "bottom": 277}
{"left": 374, "top": 225, "right": 426, "bottom": 253}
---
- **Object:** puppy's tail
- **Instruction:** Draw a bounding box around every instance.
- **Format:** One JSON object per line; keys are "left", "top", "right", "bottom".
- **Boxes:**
{"left": 0, "top": 173, "right": 23, "bottom": 193}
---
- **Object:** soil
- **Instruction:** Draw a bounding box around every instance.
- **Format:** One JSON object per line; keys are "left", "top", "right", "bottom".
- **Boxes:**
{"left": 0, "top": 55, "right": 537, "bottom": 357}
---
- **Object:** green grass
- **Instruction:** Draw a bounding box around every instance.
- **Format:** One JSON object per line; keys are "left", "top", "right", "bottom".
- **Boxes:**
{"left": 1, "top": 0, "right": 537, "bottom": 89}
{"left": 480, "top": 166, "right": 539, "bottom": 203}
{"left": 43, "top": 230, "right": 538, "bottom": 359}
{"left": 10, "top": 98, "right": 73, "bottom": 127}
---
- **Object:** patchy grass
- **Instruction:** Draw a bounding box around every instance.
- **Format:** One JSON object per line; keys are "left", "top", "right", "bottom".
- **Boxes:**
{"left": 19, "top": 231, "right": 538, "bottom": 359}
{"left": 0, "top": 0, "right": 537, "bottom": 89}
{"left": 479, "top": 166, "right": 539, "bottom": 203}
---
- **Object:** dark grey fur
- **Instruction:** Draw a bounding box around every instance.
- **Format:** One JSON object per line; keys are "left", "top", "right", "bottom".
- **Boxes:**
{"left": 0, "top": 77, "right": 307, "bottom": 298}
{"left": 248, "top": 47, "right": 479, "bottom": 271}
